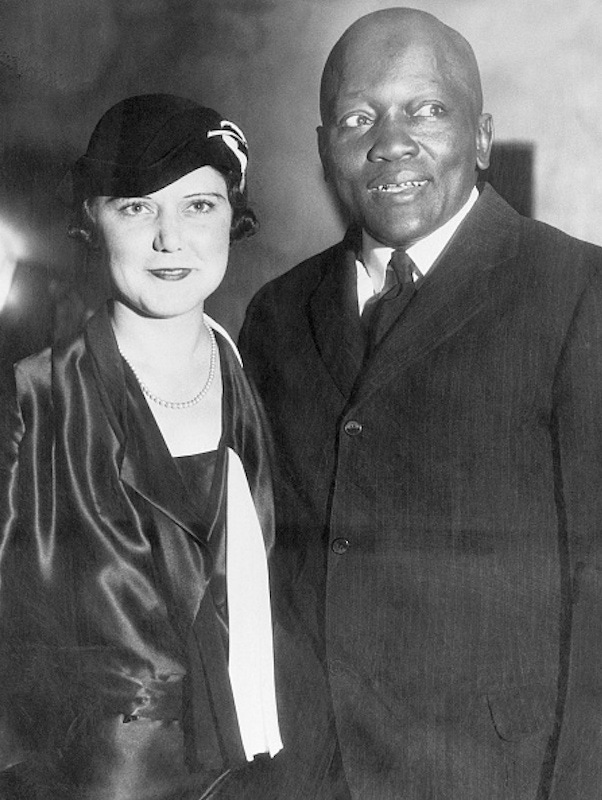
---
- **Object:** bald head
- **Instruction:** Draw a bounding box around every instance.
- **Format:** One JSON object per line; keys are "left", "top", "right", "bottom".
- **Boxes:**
{"left": 316, "top": 6, "right": 493, "bottom": 248}
{"left": 320, "top": 8, "right": 484, "bottom": 124}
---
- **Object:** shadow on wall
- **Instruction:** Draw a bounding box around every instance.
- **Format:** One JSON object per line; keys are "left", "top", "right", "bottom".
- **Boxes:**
{"left": 482, "top": 141, "right": 534, "bottom": 218}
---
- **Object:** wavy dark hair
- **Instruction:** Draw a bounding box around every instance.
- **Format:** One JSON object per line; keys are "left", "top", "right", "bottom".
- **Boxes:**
{"left": 223, "top": 169, "right": 259, "bottom": 242}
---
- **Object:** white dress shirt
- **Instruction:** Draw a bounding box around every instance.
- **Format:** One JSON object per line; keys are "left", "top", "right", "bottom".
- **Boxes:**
{"left": 356, "top": 186, "right": 479, "bottom": 314}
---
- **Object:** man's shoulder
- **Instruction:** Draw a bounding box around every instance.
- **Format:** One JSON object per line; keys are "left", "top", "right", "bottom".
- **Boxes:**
{"left": 518, "top": 214, "right": 602, "bottom": 281}
{"left": 477, "top": 185, "right": 602, "bottom": 275}
{"left": 516, "top": 206, "right": 597, "bottom": 249}
{"left": 251, "top": 239, "right": 347, "bottom": 304}
{"left": 240, "top": 238, "right": 348, "bottom": 350}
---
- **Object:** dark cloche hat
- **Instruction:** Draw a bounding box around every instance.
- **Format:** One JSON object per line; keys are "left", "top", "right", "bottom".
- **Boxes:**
{"left": 60, "top": 94, "right": 249, "bottom": 206}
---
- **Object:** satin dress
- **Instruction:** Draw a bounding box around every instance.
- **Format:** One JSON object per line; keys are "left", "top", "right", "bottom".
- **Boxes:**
{"left": 0, "top": 305, "right": 275, "bottom": 800}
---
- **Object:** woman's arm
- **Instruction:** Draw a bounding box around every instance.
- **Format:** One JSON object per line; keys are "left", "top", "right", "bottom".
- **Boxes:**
{"left": 0, "top": 362, "right": 27, "bottom": 772}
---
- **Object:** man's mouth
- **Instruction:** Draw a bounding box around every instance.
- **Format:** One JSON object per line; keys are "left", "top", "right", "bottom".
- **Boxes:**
{"left": 371, "top": 180, "right": 428, "bottom": 193}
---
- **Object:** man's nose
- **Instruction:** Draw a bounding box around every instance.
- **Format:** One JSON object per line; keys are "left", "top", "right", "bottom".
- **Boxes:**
{"left": 367, "top": 116, "right": 419, "bottom": 162}
{"left": 153, "top": 212, "right": 182, "bottom": 252}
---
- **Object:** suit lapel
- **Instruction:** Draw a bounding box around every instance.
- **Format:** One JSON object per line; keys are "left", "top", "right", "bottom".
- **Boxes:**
{"left": 307, "top": 230, "right": 365, "bottom": 399}
{"left": 85, "top": 307, "right": 213, "bottom": 549}
{"left": 355, "top": 185, "right": 522, "bottom": 404}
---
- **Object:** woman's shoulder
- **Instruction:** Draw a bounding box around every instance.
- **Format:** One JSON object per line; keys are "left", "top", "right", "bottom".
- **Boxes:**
{"left": 0, "top": 349, "right": 53, "bottom": 444}
{"left": 12, "top": 319, "right": 91, "bottom": 396}
{"left": 13, "top": 346, "right": 52, "bottom": 388}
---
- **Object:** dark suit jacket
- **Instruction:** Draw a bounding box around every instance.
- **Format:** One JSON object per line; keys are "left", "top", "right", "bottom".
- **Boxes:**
{"left": 239, "top": 185, "right": 602, "bottom": 799}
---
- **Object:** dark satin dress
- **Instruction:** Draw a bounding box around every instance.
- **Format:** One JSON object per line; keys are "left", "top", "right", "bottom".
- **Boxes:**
{"left": 176, "top": 449, "right": 237, "bottom": 788}
{"left": 0, "top": 307, "right": 276, "bottom": 800}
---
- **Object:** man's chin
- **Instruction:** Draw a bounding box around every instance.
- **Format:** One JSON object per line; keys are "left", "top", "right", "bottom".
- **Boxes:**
{"left": 363, "top": 220, "right": 429, "bottom": 250}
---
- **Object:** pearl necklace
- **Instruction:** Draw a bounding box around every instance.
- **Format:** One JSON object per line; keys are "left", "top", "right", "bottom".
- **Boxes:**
{"left": 121, "top": 323, "right": 217, "bottom": 410}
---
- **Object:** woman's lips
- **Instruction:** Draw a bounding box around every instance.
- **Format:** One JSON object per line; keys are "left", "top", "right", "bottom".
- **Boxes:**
{"left": 148, "top": 268, "right": 193, "bottom": 280}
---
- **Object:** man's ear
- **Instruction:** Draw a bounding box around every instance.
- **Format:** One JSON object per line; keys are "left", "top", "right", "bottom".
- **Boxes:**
{"left": 476, "top": 113, "right": 494, "bottom": 170}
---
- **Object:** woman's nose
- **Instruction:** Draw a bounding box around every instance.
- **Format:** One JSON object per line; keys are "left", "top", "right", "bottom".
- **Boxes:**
{"left": 367, "top": 116, "right": 419, "bottom": 162}
{"left": 153, "top": 212, "right": 182, "bottom": 252}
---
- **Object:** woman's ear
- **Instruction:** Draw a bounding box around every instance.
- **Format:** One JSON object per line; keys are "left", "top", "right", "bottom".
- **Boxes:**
{"left": 67, "top": 200, "right": 99, "bottom": 248}
{"left": 67, "top": 226, "right": 93, "bottom": 245}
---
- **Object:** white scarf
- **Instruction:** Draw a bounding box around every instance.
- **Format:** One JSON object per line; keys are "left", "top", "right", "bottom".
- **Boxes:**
{"left": 226, "top": 447, "right": 283, "bottom": 761}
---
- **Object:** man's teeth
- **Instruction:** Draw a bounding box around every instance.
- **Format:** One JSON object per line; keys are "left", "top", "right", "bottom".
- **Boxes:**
{"left": 376, "top": 180, "right": 427, "bottom": 191}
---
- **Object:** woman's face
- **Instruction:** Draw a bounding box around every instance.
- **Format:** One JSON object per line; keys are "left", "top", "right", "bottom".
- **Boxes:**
{"left": 88, "top": 166, "right": 233, "bottom": 319}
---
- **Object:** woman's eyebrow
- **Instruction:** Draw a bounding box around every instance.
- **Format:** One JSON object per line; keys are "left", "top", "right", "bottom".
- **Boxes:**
{"left": 183, "top": 191, "right": 227, "bottom": 199}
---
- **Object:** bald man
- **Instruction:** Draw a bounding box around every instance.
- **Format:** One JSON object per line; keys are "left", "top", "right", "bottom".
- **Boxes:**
{"left": 240, "top": 9, "right": 602, "bottom": 799}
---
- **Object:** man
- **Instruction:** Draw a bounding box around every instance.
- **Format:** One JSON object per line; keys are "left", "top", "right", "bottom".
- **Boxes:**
{"left": 239, "top": 8, "right": 602, "bottom": 799}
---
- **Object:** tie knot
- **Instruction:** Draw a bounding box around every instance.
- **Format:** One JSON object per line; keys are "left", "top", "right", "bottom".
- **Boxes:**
{"left": 361, "top": 247, "right": 418, "bottom": 343}
{"left": 388, "top": 249, "right": 415, "bottom": 287}
{"left": 381, "top": 249, "right": 415, "bottom": 297}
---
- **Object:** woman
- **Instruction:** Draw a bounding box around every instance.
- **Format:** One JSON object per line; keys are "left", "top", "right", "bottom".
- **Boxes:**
{"left": 0, "top": 94, "right": 282, "bottom": 799}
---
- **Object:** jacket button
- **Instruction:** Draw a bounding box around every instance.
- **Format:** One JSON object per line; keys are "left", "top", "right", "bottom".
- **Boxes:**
{"left": 331, "top": 537, "right": 350, "bottom": 555}
{"left": 344, "top": 420, "right": 363, "bottom": 436}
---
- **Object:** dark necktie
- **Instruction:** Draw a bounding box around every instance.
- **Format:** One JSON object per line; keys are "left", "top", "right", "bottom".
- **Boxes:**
{"left": 361, "top": 248, "right": 417, "bottom": 346}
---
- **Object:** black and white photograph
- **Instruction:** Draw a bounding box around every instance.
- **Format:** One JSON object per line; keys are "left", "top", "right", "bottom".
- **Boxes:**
{"left": 0, "top": 2, "right": 601, "bottom": 798}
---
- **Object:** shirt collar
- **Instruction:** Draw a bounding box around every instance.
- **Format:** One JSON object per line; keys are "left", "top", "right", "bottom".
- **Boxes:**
{"left": 359, "top": 186, "right": 480, "bottom": 291}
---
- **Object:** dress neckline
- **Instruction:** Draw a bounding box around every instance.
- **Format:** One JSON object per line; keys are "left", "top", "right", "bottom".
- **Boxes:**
{"left": 174, "top": 450, "right": 218, "bottom": 461}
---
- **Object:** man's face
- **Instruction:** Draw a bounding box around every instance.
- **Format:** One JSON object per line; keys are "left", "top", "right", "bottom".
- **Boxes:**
{"left": 318, "top": 39, "right": 493, "bottom": 248}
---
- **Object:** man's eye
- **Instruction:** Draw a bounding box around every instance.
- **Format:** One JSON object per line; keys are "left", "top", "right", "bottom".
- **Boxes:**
{"left": 340, "top": 113, "right": 374, "bottom": 129}
{"left": 412, "top": 103, "right": 445, "bottom": 118}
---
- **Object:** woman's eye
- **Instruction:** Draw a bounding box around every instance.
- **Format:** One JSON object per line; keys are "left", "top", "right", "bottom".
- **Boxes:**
{"left": 340, "top": 113, "right": 374, "bottom": 129}
{"left": 120, "top": 202, "right": 151, "bottom": 215}
{"left": 412, "top": 103, "right": 445, "bottom": 118}
{"left": 189, "top": 200, "right": 213, "bottom": 213}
